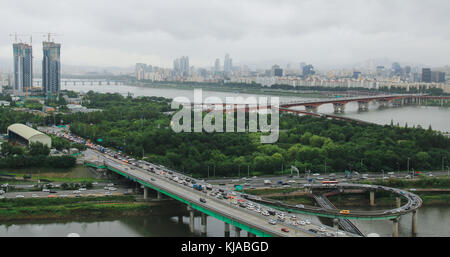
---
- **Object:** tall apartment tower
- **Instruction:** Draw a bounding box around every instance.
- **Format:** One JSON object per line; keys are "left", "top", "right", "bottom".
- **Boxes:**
{"left": 214, "top": 58, "right": 221, "bottom": 72}
{"left": 224, "top": 53, "right": 232, "bottom": 74}
{"left": 42, "top": 41, "right": 61, "bottom": 95}
{"left": 421, "top": 68, "right": 431, "bottom": 83}
{"left": 13, "top": 43, "right": 33, "bottom": 95}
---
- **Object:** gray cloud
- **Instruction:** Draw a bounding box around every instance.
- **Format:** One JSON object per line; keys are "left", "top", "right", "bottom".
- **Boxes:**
{"left": 1, "top": 0, "right": 449, "bottom": 69}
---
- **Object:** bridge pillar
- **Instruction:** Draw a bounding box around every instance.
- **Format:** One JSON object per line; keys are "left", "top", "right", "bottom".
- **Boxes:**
{"left": 333, "top": 218, "right": 339, "bottom": 229}
{"left": 412, "top": 210, "right": 418, "bottom": 236}
{"left": 234, "top": 226, "right": 241, "bottom": 237}
{"left": 370, "top": 191, "right": 375, "bottom": 206}
{"left": 224, "top": 223, "right": 230, "bottom": 237}
{"left": 357, "top": 101, "right": 369, "bottom": 111}
{"left": 143, "top": 187, "right": 148, "bottom": 199}
{"left": 333, "top": 103, "right": 346, "bottom": 114}
{"left": 201, "top": 213, "right": 207, "bottom": 236}
{"left": 305, "top": 105, "right": 318, "bottom": 113}
{"left": 396, "top": 197, "right": 401, "bottom": 208}
{"left": 392, "top": 218, "right": 399, "bottom": 237}
{"left": 188, "top": 206, "right": 195, "bottom": 234}
{"left": 178, "top": 215, "right": 183, "bottom": 224}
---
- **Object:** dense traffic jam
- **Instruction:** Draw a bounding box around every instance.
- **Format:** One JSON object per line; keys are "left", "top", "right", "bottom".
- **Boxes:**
{"left": 49, "top": 128, "right": 344, "bottom": 237}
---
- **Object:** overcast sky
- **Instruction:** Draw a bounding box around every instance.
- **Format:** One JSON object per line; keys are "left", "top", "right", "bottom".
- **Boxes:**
{"left": 1, "top": 0, "right": 449, "bottom": 70}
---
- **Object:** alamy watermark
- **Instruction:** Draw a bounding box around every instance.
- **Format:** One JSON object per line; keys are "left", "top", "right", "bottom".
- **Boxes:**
{"left": 170, "top": 89, "right": 279, "bottom": 143}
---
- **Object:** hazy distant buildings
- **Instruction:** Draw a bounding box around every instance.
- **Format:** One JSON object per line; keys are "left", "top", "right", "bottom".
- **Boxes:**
{"left": 173, "top": 56, "right": 190, "bottom": 77}
{"left": 421, "top": 68, "right": 432, "bottom": 83}
{"left": 13, "top": 43, "right": 33, "bottom": 95}
{"left": 214, "top": 58, "right": 221, "bottom": 73}
{"left": 271, "top": 65, "right": 283, "bottom": 77}
{"left": 432, "top": 71, "right": 446, "bottom": 83}
{"left": 224, "top": 54, "right": 232, "bottom": 75}
{"left": 135, "top": 63, "right": 147, "bottom": 80}
{"left": 302, "top": 64, "right": 315, "bottom": 77}
{"left": 42, "top": 41, "right": 61, "bottom": 95}
{"left": 353, "top": 71, "right": 362, "bottom": 79}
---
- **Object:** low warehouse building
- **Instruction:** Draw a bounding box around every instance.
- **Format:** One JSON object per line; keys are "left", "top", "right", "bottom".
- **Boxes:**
{"left": 7, "top": 123, "right": 51, "bottom": 148}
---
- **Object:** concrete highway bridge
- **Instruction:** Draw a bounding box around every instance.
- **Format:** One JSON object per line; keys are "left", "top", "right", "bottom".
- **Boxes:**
{"left": 81, "top": 148, "right": 361, "bottom": 237}
{"left": 312, "top": 193, "right": 364, "bottom": 236}
{"left": 245, "top": 183, "right": 422, "bottom": 237}
{"left": 33, "top": 79, "right": 126, "bottom": 87}
{"left": 199, "top": 94, "right": 450, "bottom": 114}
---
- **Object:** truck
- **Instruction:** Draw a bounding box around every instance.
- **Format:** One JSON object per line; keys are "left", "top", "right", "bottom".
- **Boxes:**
{"left": 264, "top": 180, "right": 272, "bottom": 185}
{"left": 193, "top": 184, "right": 203, "bottom": 191}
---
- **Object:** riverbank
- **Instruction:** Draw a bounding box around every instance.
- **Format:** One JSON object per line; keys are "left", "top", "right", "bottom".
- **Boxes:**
{"left": 0, "top": 196, "right": 181, "bottom": 222}
{"left": 0, "top": 165, "right": 107, "bottom": 184}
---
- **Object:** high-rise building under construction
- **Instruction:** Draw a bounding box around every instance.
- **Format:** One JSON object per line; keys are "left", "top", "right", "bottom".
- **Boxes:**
{"left": 42, "top": 41, "right": 61, "bottom": 95}
{"left": 13, "top": 42, "right": 33, "bottom": 95}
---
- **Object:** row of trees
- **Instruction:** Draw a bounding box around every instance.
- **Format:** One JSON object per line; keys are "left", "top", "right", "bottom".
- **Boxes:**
{"left": 65, "top": 92, "right": 450, "bottom": 178}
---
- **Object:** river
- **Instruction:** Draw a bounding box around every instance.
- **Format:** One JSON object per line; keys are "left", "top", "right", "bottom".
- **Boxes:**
{"left": 0, "top": 206, "right": 447, "bottom": 237}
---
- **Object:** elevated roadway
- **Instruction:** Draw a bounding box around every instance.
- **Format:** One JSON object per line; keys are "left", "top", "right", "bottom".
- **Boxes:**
{"left": 84, "top": 149, "right": 354, "bottom": 237}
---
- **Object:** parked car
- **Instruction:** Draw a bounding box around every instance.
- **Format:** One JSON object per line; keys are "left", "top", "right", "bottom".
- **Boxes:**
{"left": 199, "top": 198, "right": 207, "bottom": 203}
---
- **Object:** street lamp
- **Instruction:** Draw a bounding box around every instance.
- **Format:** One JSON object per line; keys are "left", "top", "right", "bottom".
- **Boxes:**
{"left": 407, "top": 157, "right": 410, "bottom": 176}
{"left": 443, "top": 157, "right": 447, "bottom": 173}
{"left": 396, "top": 162, "right": 399, "bottom": 178}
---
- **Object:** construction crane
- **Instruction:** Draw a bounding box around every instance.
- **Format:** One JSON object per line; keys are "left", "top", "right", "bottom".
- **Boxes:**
{"left": 9, "top": 33, "right": 32, "bottom": 44}
{"left": 38, "top": 32, "right": 62, "bottom": 42}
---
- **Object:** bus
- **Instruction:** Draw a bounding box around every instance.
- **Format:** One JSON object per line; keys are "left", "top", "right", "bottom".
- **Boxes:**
{"left": 322, "top": 181, "right": 339, "bottom": 185}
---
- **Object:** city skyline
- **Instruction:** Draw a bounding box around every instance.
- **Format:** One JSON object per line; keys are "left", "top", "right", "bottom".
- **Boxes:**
{"left": 1, "top": 0, "right": 450, "bottom": 70}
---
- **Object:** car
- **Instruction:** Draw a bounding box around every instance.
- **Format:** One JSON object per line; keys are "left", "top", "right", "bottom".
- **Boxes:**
{"left": 339, "top": 210, "right": 350, "bottom": 215}
{"left": 79, "top": 188, "right": 87, "bottom": 191}
{"left": 268, "top": 219, "right": 277, "bottom": 225}
{"left": 42, "top": 188, "right": 50, "bottom": 192}
{"left": 199, "top": 198, "right": 207, "bottom": 203}
{"left": 295, "top": 204, "right": 305, "bottom": 208}
{"left": 108, "top": 187, "right": 117, "bottom": 191}
{"left": 281, "top": 227, "right": 289, "bottom": 233}
{"left": 49, "top": 190, "right": 57, "bottom": 194}
{"left": 73, "top": 190, "right": 81, "bottom": 194}
{"left": 15, "top": 195, "right": 25, "bottom": 198}
{"left": 104, "top": 192, "right": 112, "bottom": 196}
{"left": 308, "top": 229, "right": 318, "bottom": 233}
{"left": 31, "top": 194, "right": 39, "bottom": 198}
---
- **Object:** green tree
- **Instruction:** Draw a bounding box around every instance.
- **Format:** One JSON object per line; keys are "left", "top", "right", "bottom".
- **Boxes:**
{"left": 29, "top": 142, "right": 50, "bottom": 156}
